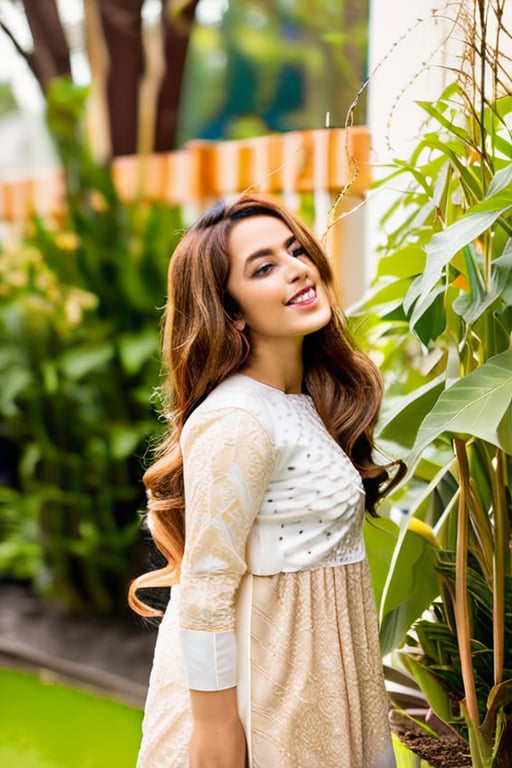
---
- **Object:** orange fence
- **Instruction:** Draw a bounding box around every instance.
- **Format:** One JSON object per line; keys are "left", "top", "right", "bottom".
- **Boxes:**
{"left": 0, "top": 127, "right": 371, "bottom": 304}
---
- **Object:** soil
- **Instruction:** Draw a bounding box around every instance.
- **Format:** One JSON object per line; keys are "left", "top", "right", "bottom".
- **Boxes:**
{"left": 0, "top": 582, "right": 473, "bottom": 766}
{"left": 390, "top": 710, "right": 472, "bottom": 768}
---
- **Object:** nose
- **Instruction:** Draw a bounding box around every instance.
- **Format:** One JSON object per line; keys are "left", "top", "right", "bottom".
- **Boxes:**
{"left": 284, "top": 253, "right": 309, "bottom": 283}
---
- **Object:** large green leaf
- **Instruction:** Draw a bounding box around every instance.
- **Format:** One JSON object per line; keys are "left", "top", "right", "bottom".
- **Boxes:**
{"left": 364, "top": 516, "right": 400, "bottom": 613}
{"left": 409, "top": 349, "right": 512, "bottom": 466}
{"left": 409, "top": 284, "right": 446, "bottom": 344}
{"left": 378, "top": 376, "right": 445, "bottom": 451}
{"left": 401, "top": 654, "right": 454, "bottom": 724}
{"left": 410, "top": 187, "right": 512, "bottom": 306}
{"left": 453, "top": 239, "right": 512, "bottom": 324}
{"left": 376, "top": 243, "right": 426, "bottom": 279}
{"left": 357, "top": 277, "right": 413, "bottom": 316}
{"left": 379, "top": 519, "right": 441, "bottom": 655}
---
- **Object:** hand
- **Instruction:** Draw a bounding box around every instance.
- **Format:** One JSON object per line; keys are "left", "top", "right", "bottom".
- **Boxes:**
{"left": 188, "top": 687, "right": 247, "bottom": 768}
{"left": 189, "top": 717, "right": 247, "bottom": 768}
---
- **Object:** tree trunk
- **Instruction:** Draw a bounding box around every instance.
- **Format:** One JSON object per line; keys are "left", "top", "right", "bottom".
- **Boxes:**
{"left": 84, "top": 0, "right": 112, "bottom": 162}
{"left": 22, "top": 0, "right": 71, "bottom": 90}
{"left": 154, "top": 0, "right": 200, "bottom": 151}
{"left": 6, "top": 0, "right": 198, "bottom": 157}
{"left": 97, "top": 0, "right": 145, "bottom": 157}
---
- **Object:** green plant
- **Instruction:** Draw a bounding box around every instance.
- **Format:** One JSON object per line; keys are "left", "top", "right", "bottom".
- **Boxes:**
{"left": 352, "top": 3, "right": 512, "bottom": 765}
{"left": 0, "top": 79, "right": 182, "bottom": 613}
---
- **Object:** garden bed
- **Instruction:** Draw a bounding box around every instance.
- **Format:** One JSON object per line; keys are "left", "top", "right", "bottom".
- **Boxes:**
{"left": 390, "top": 711, "right": 472, "bottom": 768}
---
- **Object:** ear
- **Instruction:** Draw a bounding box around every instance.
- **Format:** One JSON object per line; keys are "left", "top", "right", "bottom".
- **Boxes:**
{"left": 233, "top": 316, "right": 246, "bottom": 331}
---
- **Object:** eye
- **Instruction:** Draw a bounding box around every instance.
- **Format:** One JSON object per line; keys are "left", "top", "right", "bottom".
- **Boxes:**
{"left": 290, "top": 244, "right": 306, "bottom": 258}
{"left": 253, "top": 262, "right": 274, "bottom": 277}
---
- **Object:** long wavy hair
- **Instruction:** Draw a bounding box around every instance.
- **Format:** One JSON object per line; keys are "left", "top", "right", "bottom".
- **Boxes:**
{"left": 129, "top": 193, "right": 405, "bottom": 616}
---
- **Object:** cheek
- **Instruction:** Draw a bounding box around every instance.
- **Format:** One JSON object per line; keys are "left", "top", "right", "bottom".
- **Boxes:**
{"left": 245, "top": 282, "right": 281, "bottom": 306}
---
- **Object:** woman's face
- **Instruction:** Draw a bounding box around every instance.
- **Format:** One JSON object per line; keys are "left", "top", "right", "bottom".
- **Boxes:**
{"left": 226, "top": 215, "right": 332, "bottom": 345}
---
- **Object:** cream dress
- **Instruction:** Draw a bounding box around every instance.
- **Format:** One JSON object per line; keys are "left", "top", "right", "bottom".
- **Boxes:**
{"left": 137, "top": 374, "right": 396, "bottom": 768}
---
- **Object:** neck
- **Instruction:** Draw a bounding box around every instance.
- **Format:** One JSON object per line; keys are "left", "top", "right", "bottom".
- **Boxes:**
{"left": 241, "top": 339, "right": 304, "bottom": 394}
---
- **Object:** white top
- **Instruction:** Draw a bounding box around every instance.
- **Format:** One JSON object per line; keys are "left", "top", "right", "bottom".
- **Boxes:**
{"left": 177, "top": 373, "right": 366, "bottom": 691}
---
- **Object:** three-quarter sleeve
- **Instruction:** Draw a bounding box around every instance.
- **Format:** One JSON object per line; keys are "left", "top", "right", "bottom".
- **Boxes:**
{"left": 178, "top": 406, "right": 275, "bottom": 691}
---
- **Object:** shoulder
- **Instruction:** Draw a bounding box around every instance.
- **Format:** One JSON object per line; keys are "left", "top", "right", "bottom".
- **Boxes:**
{"left": 180, "top": 375, "right": 275, "bottom": 451}
{"left": 185, "top": 374, "right": 275, "bottom": 431}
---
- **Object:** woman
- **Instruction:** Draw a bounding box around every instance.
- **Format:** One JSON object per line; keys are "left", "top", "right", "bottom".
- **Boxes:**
{"left": 129, "top": 194, "right": 404, "bottom": 768}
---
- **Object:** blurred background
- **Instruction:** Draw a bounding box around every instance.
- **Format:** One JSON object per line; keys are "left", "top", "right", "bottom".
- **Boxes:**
{"left": 0, "top": 0, "right": 372, "bottom": 620}
{"left": 0, "top": 4, "right": 373, "bottom": 765}
{"left": 0, "top": 0, "right": 369, "bottom": 170}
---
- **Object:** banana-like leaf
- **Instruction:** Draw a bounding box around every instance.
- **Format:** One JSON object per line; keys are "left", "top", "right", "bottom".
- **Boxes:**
{"left": 379, "top": 519, "right": 441, "bottom": 656}
{"left": 378, "top": 376, "right": 445, "bottom": 452}
{"left": 409, "top": 349, "right": 512, "bottom": 468}
{"left": 364, "top": 516, "right": 400, "bottom": 614}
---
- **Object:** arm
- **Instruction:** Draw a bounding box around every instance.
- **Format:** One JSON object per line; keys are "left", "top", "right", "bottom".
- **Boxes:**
{"left": 179, "top": 407, "right": 275, "bottom": 766}
{"left": 189, "top": 688, "right": 246, "bottom": 768}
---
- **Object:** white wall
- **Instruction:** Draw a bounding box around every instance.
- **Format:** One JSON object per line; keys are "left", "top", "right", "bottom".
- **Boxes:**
{"left": 365, "top": 0, "right": 459, "bottom": 279}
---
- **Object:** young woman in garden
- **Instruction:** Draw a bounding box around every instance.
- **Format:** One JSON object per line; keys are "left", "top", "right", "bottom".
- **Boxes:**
{"left": 129, "top": 193, "right": 404, "bottom": 768}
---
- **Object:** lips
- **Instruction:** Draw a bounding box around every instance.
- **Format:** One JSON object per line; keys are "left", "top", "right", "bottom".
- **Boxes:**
{"left": 286, "top": 286, "right": 316, "bottom": 305}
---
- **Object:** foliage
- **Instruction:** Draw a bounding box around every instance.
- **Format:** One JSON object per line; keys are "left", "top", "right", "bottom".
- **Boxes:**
{"left": 178, "top": 0, "right": 369, "bottom": 143}
{"left": 0, "top": 79, "right": 182, "bottom": 613}
{"left": 352, "top": 3, "right": 512, "bottom": 762}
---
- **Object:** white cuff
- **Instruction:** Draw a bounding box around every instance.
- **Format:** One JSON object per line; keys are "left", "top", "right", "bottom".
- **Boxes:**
{"left": 180, "top": 629, "right": 237, "bottom": 691}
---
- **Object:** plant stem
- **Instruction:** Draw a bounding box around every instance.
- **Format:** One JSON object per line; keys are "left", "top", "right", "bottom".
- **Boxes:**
{"left": 491, "top": 448, "right": 508, "bottom": 685}
{"left": 453, "top": 438, "right": 485, "bottom": 765}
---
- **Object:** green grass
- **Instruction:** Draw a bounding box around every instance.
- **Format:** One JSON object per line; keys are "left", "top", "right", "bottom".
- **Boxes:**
{"left": 0, "top": 667, "right": 430, "bottom": 768}
{"left": 0, "top": 668, "right": 143, "bottom": 767}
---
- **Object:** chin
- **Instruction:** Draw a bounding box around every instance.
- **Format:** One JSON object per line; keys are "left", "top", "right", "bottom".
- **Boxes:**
{"left": 312, "top": 308, "right": 332, "bottom": 332}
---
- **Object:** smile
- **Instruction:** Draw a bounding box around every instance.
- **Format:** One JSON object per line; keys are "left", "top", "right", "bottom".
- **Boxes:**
{"left": 287, "top": 287, "right": 316, "bottom": 305}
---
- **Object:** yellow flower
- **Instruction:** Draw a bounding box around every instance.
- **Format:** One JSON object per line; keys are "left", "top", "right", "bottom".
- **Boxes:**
{"left": 54, "top": 231, "right": 81, "bottom": 250}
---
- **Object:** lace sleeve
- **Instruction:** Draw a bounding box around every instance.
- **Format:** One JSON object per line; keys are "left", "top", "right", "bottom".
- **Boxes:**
{"left": 178, "top": 406, "right": 275, "bottom": 690}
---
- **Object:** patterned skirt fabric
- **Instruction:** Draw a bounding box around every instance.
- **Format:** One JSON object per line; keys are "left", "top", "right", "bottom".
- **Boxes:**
{"left": 137, "top": 560, "right": 396, "bottom": 768}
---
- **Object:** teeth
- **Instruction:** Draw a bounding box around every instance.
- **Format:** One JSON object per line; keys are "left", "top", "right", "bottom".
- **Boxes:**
{"left": 291, "top": 288, "right": 315, "bottom": 304}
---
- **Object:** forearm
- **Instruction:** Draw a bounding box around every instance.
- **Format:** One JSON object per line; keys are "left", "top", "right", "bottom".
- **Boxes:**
{"left": 189, "top": 687, "right": 246, "bottom": 768}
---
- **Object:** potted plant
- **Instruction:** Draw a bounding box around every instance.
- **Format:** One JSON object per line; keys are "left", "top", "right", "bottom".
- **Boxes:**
{"left": 353, "top": 2, "right": 512, "bottom": 765}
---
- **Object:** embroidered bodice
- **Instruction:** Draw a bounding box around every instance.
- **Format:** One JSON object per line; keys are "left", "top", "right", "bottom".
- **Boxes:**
{"left": 177, "top": 373, "right": 366, "bottom": 690}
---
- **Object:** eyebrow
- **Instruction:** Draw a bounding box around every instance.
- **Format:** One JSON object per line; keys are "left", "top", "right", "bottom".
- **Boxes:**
{"left": 243, "top": 234, "right": 297, "bottom": 274}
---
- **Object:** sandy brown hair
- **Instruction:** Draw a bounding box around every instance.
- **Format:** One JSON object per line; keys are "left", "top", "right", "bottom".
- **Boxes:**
{"left": 129, "top": 193, "right": 404, "bottom": 616}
